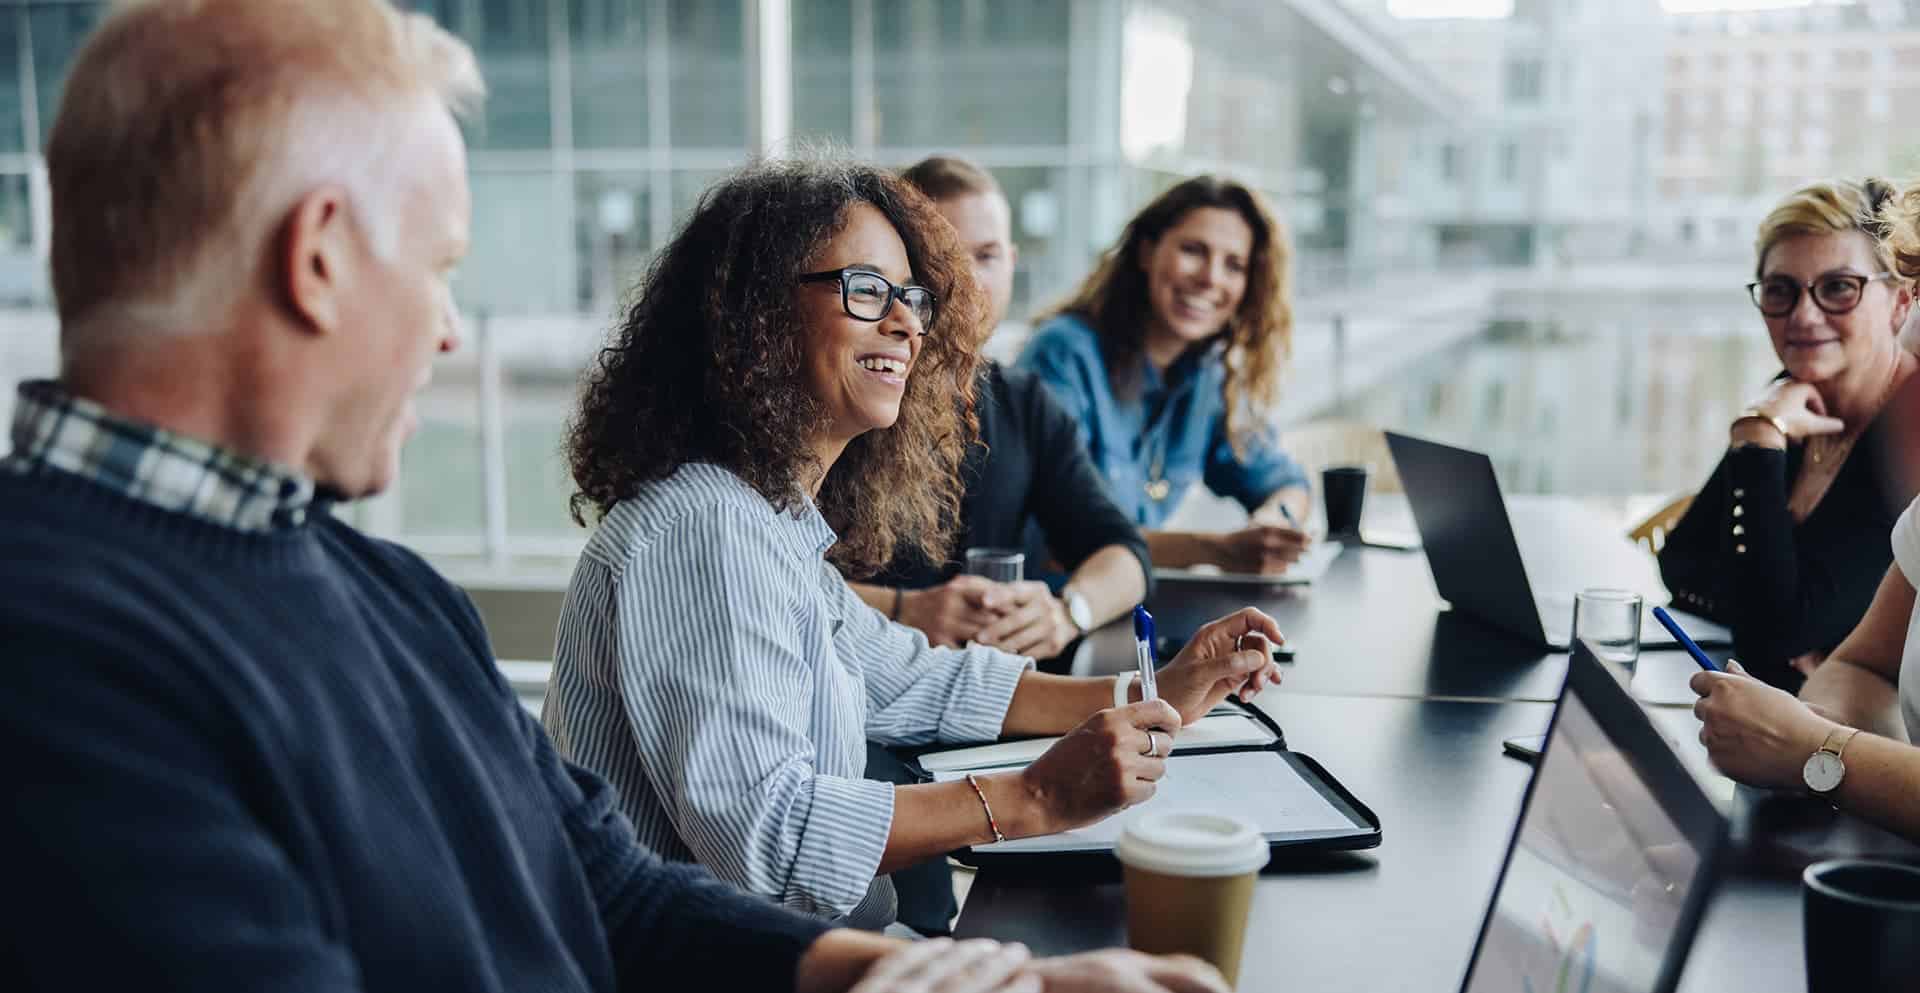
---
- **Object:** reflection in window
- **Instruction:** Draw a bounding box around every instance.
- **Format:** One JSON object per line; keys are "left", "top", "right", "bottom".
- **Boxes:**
{"left": 400, "top": 385, "right": 486, "bottom": 538}
{"left": 669, "top": 0, "right": 746, "bottom": 148}
{"left": 0, "top": 173, "right": 37, "bottom": 306}
{"left": 571, "top": 0, "right": 650, "bottom": 149}
{"left": 28, "top": 3, "right": 104, "bottom": 146}
{"left": 871, "top": 0, "right": 1068, "bottom": 147}
{"left": 506, "top": 381, "right": 585, "bottom": 539}
{"left": 406, "top": 0, "right": 552, "bottom": 150}
{"left": 0, "top": 10, "right": 21, "bottom": 155}
{"left": 465, "top": 171, "right": 568, "bottom": 314}
{"left": 792, "top": 0, "right": 853, "bottom": 143}
{"left": 574, "top": 171, "right": 651, "bottom": 314}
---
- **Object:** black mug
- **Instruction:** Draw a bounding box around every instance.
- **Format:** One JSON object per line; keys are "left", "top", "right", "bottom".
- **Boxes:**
{"left": 1321, "top": 465, "right": 1369, "bottom": 539}
{"left": 1804, "top": 858, "right": 1920, "bottom": 992}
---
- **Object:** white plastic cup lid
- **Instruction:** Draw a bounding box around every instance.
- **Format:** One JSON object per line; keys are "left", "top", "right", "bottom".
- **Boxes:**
{"left": 1115, "top": 810, "right": 1269, "bottom": 878}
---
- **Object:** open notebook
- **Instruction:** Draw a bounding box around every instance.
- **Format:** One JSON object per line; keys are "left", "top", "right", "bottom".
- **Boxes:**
{"left": 1151, "top": 541, "right": 1343, "bottom": 587}
{"left": 916, "top": 705, "right": 1282, "bottom": 782}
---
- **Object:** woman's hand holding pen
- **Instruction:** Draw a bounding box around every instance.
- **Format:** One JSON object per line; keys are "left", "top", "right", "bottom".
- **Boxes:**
{"left": 1018, "top": 700, "right": 1182, "bottom": 835}
{"left": 1209, "top": 525, "right": 1309, "bottom": 574}
{"left": 1151, "top": 607, "right": 1287, "bottom": 725}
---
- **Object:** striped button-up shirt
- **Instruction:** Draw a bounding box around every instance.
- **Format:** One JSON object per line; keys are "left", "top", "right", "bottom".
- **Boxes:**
{"left": 542, "top": 463, "right": 1030, "bottom": 919}
{"left": 3, "top": 379, "right": 316, "bottom": 530}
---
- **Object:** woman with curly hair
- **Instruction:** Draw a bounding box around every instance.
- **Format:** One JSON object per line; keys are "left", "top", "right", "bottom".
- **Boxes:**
{"left": 1691, "top": 181, "right": 1920, "bottom": 845}
{"left": 1018, "top": 176, "right": 1311, "bottom": 576}
{"left": 540, "top": 158, "right": 1286, "bottom": 932}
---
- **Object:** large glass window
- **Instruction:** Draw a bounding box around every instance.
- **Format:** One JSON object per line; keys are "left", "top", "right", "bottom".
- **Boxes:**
{"left": 0, "top": 11, "right": 23, "bottom": 156}
{"left": 573, "top": 170, "right": 653, "bottom": 314}
{"left": 27, "top": 3, "right": 104, "bottom": 146}
{"left": 570, "top": 0, "right": 650, "bottom": 149}
{"left": 407, "top": 0, "right": 553, "bottom": 150}
{"left": 792, "top": 0, "right": 854, "bottom": 144}
{"left": 668, "top": 0, "right": 746, "bottom": 148}
{"left": 871, "top": 0, "right": 1070, "bottom": 147}
{"left": 463, "top": 170, "right": 570, "bottom": 316}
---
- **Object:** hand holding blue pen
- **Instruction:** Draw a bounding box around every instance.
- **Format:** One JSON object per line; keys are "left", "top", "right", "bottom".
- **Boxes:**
{"left": 1651, "top": 607, "right": 1721, "bottom": 672}
{"left": 1131, "top": 605, "right": 1159, "bottom": 703}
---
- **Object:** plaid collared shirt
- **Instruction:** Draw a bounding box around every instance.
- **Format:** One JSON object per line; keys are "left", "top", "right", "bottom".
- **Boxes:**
{"left": 2, "top": 379, "right": 317, "bottom": 532}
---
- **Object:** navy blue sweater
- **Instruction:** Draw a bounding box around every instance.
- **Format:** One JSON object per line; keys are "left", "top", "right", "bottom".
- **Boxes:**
{"left": 0, "top": 467, "right": 831, "bottom": 991}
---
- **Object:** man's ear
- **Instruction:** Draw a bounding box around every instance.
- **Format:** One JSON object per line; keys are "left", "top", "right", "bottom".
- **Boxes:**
{"left": 279, "top": 186, "right": 355, "bottom": 335}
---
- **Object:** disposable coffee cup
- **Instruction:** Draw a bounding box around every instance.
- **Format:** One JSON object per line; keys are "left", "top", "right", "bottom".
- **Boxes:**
{"left": 1115, "top": 810, "right": 1269, "bottom": 986}
{"left": 1321, "top": 465, "right": 1368, "bottom": 539}
{"left": 1804, "top": 858, "right": 1920, "bottom": 992}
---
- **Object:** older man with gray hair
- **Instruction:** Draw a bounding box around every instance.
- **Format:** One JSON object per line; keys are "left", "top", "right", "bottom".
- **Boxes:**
{"left": 0, "top": 2, "right": 1229, "bottom": 993}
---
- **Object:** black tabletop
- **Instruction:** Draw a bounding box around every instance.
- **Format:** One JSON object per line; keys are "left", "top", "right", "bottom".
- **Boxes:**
{"left": 962, "top": 499, "right": 1920, "bottom": 991}
{"left": 958, "top": 694, "right": 1549, "bottom": 991}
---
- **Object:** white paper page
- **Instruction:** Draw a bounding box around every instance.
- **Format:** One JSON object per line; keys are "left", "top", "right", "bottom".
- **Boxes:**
{"left": 923, "top": 713, "right": 1279, "bottom": 778}
{"left": 1152, "top": 541, "right": 1342, "bottom": 587}
{"left": 967, "top": 750, "right": 1357, "bottom": 853}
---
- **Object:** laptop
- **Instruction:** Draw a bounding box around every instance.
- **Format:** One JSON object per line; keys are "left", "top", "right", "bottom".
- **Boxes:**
{"left": 1458, "top": 640, "right": 1727, "bottom": 993}
{"left": 1384, "top": 431, "right": 1731, "bottom": 651}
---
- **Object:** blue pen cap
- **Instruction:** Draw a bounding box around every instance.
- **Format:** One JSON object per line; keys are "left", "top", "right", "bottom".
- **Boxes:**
{"left": 1133, "top": 604, "right": 1153, "bottom": 641}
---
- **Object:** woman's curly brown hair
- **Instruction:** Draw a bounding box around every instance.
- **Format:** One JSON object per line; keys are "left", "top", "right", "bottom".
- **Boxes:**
{"left": 1036, "top": 175, "right": 1291, "bottom": 459}
{"left": 565, "top": 156, "right": 987, "bottom": 577}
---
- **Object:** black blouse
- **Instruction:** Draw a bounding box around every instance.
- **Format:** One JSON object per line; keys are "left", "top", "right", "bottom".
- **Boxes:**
{"left": 1658, "top": 413, "right": 1912, "bottom": 691}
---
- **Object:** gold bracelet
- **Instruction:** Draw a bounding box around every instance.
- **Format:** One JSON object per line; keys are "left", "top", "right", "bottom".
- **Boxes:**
{"left": 964, "top": 773, "right": 1006, "bottom": 844}
{"left": 1734, "top": 408, "right": 1791, "bottom": 443}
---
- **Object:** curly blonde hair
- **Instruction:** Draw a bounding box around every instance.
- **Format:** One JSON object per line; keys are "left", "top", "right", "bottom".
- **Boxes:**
{"left": 1037, "top": 175, "right": 1291, "bottom": 458}
{"left": 1882, "top": 181, "right": 1920, "bottom": 283}
{"left": 565, "top": 158, "right": 986, "bottom": 577}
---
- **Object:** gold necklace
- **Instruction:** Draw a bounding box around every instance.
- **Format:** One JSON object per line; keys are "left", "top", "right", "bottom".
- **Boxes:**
{"left": 1810, "top": 360, "right": 1904, "bottom": 464}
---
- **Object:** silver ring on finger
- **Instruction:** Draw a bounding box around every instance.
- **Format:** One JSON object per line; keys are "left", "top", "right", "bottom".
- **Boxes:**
{"left": 1142, "top": 730, "right": 1162, "bottom": 757}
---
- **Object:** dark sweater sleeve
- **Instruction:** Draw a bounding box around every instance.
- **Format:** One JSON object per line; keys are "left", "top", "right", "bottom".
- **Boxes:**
{"left": 1019, "top": 373, "right": 1154, "bottom": 598}
{"left": 427, "top": 569, "right": 835, "bottom": 991}
{"left": 0, "top": 627, "right": 360, "bottom": 991}
{"left": 1659, "top": 445, "right": 1885, "bottom": 687}
{"left": 512, "top": 705, "right": 833, "bottom": 991}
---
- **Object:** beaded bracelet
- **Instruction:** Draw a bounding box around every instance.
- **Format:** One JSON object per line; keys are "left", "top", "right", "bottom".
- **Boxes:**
{"left": 964, "top": 773, "right": 1006, "bottom": 844}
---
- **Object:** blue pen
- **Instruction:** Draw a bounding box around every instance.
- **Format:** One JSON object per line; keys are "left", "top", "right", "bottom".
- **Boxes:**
{"left": 1651, "top": 607, "right": 1721, "bottom": 672}
{"left": 1132, "top": 605, "right": 1159, "bottom": 702}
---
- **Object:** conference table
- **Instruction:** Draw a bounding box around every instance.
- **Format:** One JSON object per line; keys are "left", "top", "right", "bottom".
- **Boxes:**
{"left": 952, "top": 497, "right": 1920, "bottom": 991}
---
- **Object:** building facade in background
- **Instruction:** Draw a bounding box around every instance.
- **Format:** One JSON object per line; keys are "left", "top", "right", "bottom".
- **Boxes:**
{"left": 0, "top": 0, "right": 1452, "bottom": 576}
{"left": 1658, "top": 0, "right": 1920, "bottom": 259}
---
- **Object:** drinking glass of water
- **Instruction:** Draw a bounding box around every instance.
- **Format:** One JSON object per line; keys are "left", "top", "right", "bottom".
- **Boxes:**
{"left": 964, "top": 547, "right": 1024, "bottom": 584}
{"left": 1572, "top": 588, "right": 1643, "bottom": 670}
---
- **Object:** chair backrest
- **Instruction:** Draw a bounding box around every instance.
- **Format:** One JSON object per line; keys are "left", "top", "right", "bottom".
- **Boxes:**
{"left": 1628, "top": 494, "right": 1694, "bottom": 554}
{"left": 1279, "top": 419, "right": 1403, "bottom": 494}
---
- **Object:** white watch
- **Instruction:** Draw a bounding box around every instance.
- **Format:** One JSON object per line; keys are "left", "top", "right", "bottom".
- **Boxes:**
{"left": 1063, "top": 590, "right": 1094, "bottom": 634}
{"left": 1802, "top": 726, "right": 1861, "bottom": 796}
{"left": 1114, "top": 671, "right": 1137, "bottom": 708}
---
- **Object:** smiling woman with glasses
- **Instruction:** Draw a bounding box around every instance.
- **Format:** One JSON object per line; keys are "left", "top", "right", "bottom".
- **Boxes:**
{"left": 540, "top": 157, "right": 1283, "bottom": 947}
{"left": 1661, "top": 177, "right": 1920, "bottom": 691}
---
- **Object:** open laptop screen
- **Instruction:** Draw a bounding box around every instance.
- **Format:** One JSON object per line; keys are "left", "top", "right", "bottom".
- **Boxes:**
{"left": 1461, "top": 661, "right": 1716, "bottom": 993}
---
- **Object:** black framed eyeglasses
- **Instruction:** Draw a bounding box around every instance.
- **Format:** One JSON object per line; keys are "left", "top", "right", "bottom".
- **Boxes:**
{"left": 798, "top": 267, "right": 937, "bottom": 329}
{"left": 1746, "top": 272, "right": 1893, "bottom": 317}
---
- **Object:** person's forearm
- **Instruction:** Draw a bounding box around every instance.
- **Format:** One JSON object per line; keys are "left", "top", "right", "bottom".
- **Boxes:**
{"left": 1802, "top": 659, "right": 1908, "bottom": 740}
{"left": 880, "top": 775, "right": 1051, "bottom": 873}
{"left": 1831, "top": 733, "right": 1920, "bottom": 842}
{"left": 794, "top": 930, "right": 904, "bottom": 993}
{"left": 999, "top": 670, "right": 1117, "bottom": 736}
{"left": 1145, "top": 529, "right": 1220, "bottom": 569}
{"left": 1066, "top": 545, "right": 1147, "bottom": 629}
{"left": 1252, "top": 485, "right": 1312, "bottom": 526}
{"left": 849, "top": 582, "right": 898, "bottom": 618}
